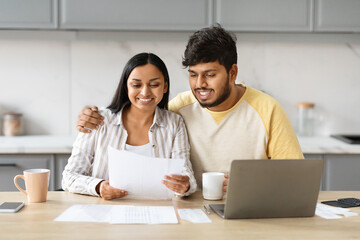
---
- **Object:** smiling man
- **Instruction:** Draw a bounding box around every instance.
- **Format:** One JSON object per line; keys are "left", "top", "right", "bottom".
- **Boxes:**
{"left": 76, "top": 25, "right": 303, "bottom": 190}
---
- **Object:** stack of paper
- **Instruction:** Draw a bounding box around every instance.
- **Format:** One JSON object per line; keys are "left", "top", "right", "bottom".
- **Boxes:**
{"left": 54, "top": 204, "right": 178, "bottom": 224}
{"left": 315, "top": 203, "right": 359, "bottom": 219}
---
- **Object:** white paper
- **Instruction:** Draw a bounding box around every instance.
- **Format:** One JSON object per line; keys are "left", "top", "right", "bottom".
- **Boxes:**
{"left": 55, "top": 204, "right": 178, "bottom": 225}
{"left": 110, "top": 206, "right": 178, "bottom": 224}
{"left": 54, "top": 204, "right": 113, "bottom": 222}
{"left": 315, "top": 203, "right": 359, "bottom": 219}
{"left": 178, "top": 209, "right": 212, "bottom": 223}
{"left": 108, "top": 146, "right": 185, "bottom": 200}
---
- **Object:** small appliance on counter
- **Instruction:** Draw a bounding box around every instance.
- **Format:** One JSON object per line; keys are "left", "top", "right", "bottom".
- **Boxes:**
{"left": 2, "top": 112, "right": 23, "bottom": 136}
{"left": 331, "top": 135, "right": 360, "bottom": 144}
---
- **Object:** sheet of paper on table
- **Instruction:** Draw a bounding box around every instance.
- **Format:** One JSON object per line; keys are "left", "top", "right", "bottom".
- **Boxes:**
{"left": 316, "top": 203, "right": 359, "bottom": 219}
{"left": 178, "top": 209, "right": 212, "bottom": 223}
{"left": 107, "top": 146, "right": 185, "bottom": 200}
{"left": 54, "top": 204, "right": 178, "bottom": 224}
{"left": 110, "top": 205, "right": 178, "bottom": 224}
{"left": 54, "top": 204, "right": 112, "bottom": 222}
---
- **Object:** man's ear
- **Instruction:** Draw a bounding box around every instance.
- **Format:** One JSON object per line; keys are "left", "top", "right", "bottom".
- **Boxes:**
{"left": 229, "top": 64, "right": 238, "bottom": 83}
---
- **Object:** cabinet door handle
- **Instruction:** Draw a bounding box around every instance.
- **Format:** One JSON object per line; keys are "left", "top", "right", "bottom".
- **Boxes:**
{"left": 0, "top": 163, "right": 17, "bottom": 167}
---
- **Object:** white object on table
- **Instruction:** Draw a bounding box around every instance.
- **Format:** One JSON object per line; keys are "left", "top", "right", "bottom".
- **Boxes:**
{"left": 315, "top": 203, "right": 358, "bottom": 219}
{"left": 178, "top": 209, "right": 212, "bottom": 223}
{"left": 54, "top": 204, "right": 113, "bottom": 222}
{"left": 110, "top": 206, "right": 178, "bottom": 224}
{"left": 202, "top": 172, "right": 225, "bottom": 200}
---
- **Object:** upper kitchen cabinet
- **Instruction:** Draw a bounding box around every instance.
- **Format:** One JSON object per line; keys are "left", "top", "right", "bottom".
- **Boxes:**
{"left": 59, "top": 0, "right": 213, "bottom": 31}
{"left": 315, "top": 0, "right": 360, "bottom": 32}
{"left": 0, "top": 0, "right": 57, "bottom": 29}
{"left": 215, "top": 0, "right": 313, "bottom": 32}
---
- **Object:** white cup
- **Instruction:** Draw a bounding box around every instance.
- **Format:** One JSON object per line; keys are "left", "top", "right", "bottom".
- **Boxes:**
{"left": 202, "top": 172, "right": 225, "bottom": 200}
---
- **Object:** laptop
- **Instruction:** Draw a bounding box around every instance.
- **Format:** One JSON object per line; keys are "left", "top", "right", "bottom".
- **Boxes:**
{"left": 209, "top": 159, "right": 324, "bottom": 219}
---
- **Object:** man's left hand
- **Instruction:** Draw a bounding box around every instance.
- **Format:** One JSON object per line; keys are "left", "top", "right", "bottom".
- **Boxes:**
{"left": 162, "top": 174, "right": 190, "bottom": 195}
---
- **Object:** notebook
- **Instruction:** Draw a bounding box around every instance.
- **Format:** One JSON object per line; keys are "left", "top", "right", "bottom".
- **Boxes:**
{"left": 210, "top": 159, "right": 324, "bottom": 219}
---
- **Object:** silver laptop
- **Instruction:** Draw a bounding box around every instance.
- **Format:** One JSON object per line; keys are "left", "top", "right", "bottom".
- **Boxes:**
{"left": 209, "top": 159, "right": 324, "bottom": 219}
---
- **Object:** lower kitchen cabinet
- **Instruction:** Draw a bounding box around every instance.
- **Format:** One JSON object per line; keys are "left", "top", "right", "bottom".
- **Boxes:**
{"left": 304, "top": 154, "right": 325, "bottom": 190}
{"left": 324, "top": 154, "right": 360, "bottom": 191}
{"left": 55, "top": 154, "right": 70, "bottom": 190}
{"left": 304, "top": 153, "right": 360, "bottom": 191}
{"left": 0, "top": 154, "right": 55, "bottom": 191}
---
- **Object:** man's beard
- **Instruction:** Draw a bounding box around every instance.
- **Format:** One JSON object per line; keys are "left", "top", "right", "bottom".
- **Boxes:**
{"left": 193, "top": 79, "right": 231, "bottom": 109}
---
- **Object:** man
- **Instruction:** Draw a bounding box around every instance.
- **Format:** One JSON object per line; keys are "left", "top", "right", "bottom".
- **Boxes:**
{"left": 76, "top": 25, "right": 304, "bottom": 192}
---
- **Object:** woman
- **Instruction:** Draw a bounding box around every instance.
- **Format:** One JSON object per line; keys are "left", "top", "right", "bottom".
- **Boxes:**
{"left": 62, "top": 53, "right": 196, "bottom": 200}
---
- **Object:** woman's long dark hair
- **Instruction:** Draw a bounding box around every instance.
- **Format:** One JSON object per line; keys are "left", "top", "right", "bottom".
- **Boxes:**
{"left": 107, "top": 53, "right": 170, "bottom": 113}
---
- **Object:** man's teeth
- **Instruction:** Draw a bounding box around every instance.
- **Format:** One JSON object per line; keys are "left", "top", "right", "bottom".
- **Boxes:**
{"left": 139, "top": 98, "right": 152, "bottom": 102}
{"left": 199, "top": 91, "right": 210, "bottom": 96}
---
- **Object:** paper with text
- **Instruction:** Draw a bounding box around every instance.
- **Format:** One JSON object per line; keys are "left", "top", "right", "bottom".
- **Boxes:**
{"left": 108, "top": 146, "right": 185, "bottom": 200}
{"left": 54, "top": 204, "right": 178, "bottom": 224}
{"left": 110, "top": 206, "right": 178, "bottom": 224}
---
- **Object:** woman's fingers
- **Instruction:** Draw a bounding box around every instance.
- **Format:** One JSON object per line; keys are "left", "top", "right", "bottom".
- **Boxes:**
{"left": 99, "top": 180, "right": 128, "bottom": 200}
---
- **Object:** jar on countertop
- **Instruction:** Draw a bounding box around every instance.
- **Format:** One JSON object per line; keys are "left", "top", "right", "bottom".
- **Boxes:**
{"left": 2, "top": 112, "right": 23, "bottom": 136}
{"left": 296, "top": 102, "right": 315, "bottom": 137}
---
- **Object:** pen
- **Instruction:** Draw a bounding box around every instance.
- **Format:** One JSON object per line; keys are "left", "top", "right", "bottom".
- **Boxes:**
{"left": 203, "top": 205, "right": 211, "bottom": 215}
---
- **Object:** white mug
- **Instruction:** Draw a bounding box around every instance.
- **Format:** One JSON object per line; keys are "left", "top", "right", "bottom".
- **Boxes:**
{"left": 202, "top": 172, "right": 225, "bottom": 200}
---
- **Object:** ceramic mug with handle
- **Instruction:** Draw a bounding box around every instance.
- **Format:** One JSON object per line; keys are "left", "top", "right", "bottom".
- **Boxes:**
{"left": 14, "top": 169, "right": 50, "bottom": 203}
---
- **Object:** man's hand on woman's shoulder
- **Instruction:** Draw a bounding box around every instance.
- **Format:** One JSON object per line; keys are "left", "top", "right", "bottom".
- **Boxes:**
{"left": 77, "top": 106, "right": 104, "bottom": 133}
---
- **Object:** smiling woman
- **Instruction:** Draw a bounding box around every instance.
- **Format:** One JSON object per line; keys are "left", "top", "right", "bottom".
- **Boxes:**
{"left": 126, "top": 64, "right": 168, "bottom": 113}
{"left": 62, "top": 53, "right": 197, "bottom": 200}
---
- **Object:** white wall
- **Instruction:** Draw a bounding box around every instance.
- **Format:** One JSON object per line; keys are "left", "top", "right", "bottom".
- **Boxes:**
{"left": 0, "top": 31, "right": 359, "bottom": 137}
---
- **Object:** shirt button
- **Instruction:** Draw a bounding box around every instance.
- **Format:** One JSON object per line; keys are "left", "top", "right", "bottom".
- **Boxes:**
{"left": 152, "top": 145, "right": 155, "bottom": 148}
{"left": 150, "top": 129, "right": 153, "bottom": 133}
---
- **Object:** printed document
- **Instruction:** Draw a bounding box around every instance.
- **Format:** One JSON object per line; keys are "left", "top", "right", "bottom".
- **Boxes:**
{"left": 107, "top": 146, "right": 185, "bottom": 200}
{"left": 110, "top": 206, "right": 178, "bottom": 224}
{"left": 54, "top": 204, "right": 178, "bottom": 224}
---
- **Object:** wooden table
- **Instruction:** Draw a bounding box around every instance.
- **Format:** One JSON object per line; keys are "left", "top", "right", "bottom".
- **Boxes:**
{"left": 1, "top": 191, "right": 360, "bottom": 240}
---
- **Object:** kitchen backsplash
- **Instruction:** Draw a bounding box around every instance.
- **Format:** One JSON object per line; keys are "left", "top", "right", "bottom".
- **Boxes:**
{"left": 0, "top": 31, "right": 359, "bottom": 136}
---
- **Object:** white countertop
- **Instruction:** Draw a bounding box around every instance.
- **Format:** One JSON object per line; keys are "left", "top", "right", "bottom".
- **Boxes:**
{"left": 0, "top": 135, "right": 74, "bottom": 154}
{"left": 1, "top": 135, "right": 360, "bottom": 154}
{"left": 298, "top": 136, "right": 360, "bottom": 154}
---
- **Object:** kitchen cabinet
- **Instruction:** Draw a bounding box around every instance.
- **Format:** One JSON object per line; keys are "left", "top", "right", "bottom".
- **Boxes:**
{"left": 59, "top": 0, "right": 213, "bottom": 31}
{"left": 304, "top": 153, "right": 360, "bottom": 191}
{"left": 0, "top": 0, "right": 359, "bottom": 32}
{"left": 315, "top": 0, "right": 360, "bottom": 32}
{"left": 0, "top": 154, "right": 55, "bottom": 191}
{"left": 54, "top": 154, "right": 70, "bottom": 190}
{"left": 0, "top": 0, "right": 57, "bottom": 29}
{"left": 323, "top": 154, "right": 360, "bottom": 191}
{"left": 304, "top": 154, "right": 325, "bottom": 190}
{"left": 215, "top": 0, "right": 313, "bottom": 32}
